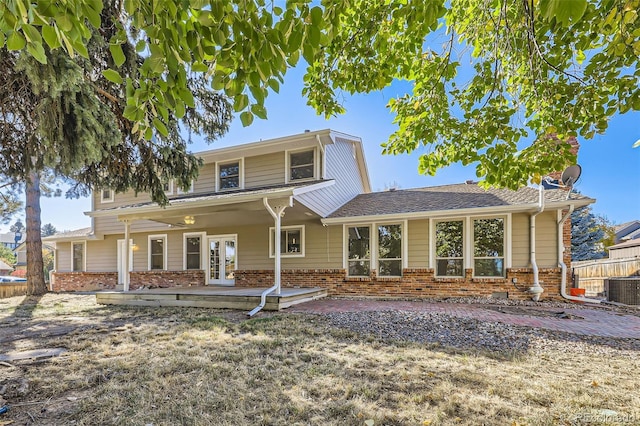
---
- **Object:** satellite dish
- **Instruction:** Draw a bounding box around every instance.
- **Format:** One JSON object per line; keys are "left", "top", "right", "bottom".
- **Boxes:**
{"left": 560, "top": 165, "right": 582, "bottom": 187}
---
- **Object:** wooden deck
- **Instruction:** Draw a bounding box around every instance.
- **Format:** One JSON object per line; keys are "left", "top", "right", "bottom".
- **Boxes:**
{"left": 96, "top": 286, "right": 327, "bottom": 311}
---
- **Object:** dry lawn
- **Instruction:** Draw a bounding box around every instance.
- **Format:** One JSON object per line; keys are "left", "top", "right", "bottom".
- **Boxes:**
{"left": 0, "top": 294, "right": 638, "bottom": 426}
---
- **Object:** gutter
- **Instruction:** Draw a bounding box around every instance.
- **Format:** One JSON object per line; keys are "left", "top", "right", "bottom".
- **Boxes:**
{"left": 528, "top": 185, "right": 545, "bottom": 301}
{"left": 558, "top": 206, "right": 601, "bottom": 304}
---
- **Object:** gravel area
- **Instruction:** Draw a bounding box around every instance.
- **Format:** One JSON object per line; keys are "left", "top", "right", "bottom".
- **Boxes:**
{"left": 323, "top": 310, "right": 640, "bottom": 357}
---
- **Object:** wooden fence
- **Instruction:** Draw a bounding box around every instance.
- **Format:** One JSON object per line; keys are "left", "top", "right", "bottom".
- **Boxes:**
{"left": 572, "top": 257, "right": 640, "bottom": 296}
{"left": 0, "top": 282, "right": 28, "bottom": 298}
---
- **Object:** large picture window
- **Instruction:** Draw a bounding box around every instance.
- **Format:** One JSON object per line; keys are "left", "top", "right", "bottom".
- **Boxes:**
{"left": 347, "top": 226, "right": 370, "bottom": 276}
{"left": 378, "top": 224, "right": 402, "bottom": 276}
{"left": 148, "top": 235, "right": 167, "bottom": 270}
{"left": 218, "top": 161, "right": 240, "bottom": 190}
{"left": 473, "top": 218, "right": 505, "bottom": 277}
{"left": 72, "top": 242, "right": 85, "bottom": 272}
{"left": 435, "top": 220, "right": 464, "bottom": 276}
{"left": 289, "top": 150, "right": 315, "bottom": 181}
{"left": 269, "top": 226, "right": 305, "bottom": 257}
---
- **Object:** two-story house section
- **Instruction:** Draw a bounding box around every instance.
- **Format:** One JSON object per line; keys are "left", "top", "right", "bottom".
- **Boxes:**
{"left": 47, "top": 129, "right": 595, "bottom": 301}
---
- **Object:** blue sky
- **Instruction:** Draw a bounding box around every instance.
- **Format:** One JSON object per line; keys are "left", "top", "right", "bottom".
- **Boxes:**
{"left": 3, "top": 65, "right": 639, "bottom": 233}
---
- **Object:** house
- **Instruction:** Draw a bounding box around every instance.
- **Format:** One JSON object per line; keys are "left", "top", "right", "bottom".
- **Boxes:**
{"left": 0, "top": 232, "right": 24, "bottom": 250}
{"left": 46, "top": 129, "right": 594, "bottom": 301}
{"left": 0, "top": 259, "right": 13, "bottom": 275}
{"left": 13, "top": 241, "right": 56, "bottom": 279}
{"left": 614, "top": 220, "right": 640, "bottom": 244}
{"left": 608, "top": 239, "right": 640, "bottom": 259}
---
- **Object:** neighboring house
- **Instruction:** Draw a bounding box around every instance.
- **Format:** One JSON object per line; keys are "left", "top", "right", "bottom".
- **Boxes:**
{"left": 0, "top": 259, "right": 13, "bottom": 275}
{"left": 46, "top": 129, "right": 594, "bottom": 300}
{"left": 0, "top": 232, "right": 24, "bottom": 250}
{"left": 608, "top": 239, "right": 640, "bottom": 259}
{"left": 614, "top": 220, "right": 640, "bottom": 244}
{"left": 14, "top": 241, "right": 56, "bottom": 271}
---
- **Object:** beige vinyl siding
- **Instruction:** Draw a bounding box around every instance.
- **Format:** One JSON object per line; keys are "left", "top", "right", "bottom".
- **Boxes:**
{"left": 56, "top": 242, "right": 71, "bottom": 271}
{"left": 193, "top": 162, "right": 216, "bottom": 193}
{"left": 511, "top": 211, "right": 558, "bottom": 268}
{"left": 536, "top": 210, "right": 558, "bottom": 267}
{"left": 86, "top": 237, "right": 118, "bottom": 272}
{"left": 511, "top": 213, "right": 530, "bottom": 267}
{"left": 407, "top": 219, "right": 429, "bottom": 268}
{"left": 296, "top": 139, "right": 364, "bottom": 216}
{"left": 279, "top": 222, "right": 343, "bottom": 269}
{"left": 244, "top": 153, "right": 285, "bottom": 187}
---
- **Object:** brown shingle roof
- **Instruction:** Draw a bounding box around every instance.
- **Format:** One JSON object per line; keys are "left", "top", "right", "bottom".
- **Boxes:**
{"left": 328, "top": 183, "right": 592, "bottom": 218}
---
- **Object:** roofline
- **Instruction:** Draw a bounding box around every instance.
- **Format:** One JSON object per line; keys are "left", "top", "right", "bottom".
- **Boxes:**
{"left": 321, "top": 198, "right": 594, "bottom": 224}
{"left": 85, "top": 180, "right": 335, "bottom": 219}
{"left": 331, "top": 134, "right": 371, "bottom": 193}
{"left": 197, "top": 129, "right": 336, "bottom": 162}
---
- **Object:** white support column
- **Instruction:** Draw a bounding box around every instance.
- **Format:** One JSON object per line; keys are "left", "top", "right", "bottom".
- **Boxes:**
{"left": 263, "top": 197, "right": 293, "bottom": 296}
{"left": 123, "top": 220, "right": 131, "bottom": 292}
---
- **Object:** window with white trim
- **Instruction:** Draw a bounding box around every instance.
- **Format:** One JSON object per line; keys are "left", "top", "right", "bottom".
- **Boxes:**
{"left": 347, "top": 226, "right": 370, "bottom": 276}
{"left": 184, "top": 233, "right": 203, "bottom": 269}
{"left": 289, "top": 150, "right": 315, "bottom": 181}
{"left": 163, "top": 180, "right": 173, "bottom": 195}
{"left": 177, "top": 180, "right": 195, "bottom": 194}
{"left": 269, "top": 226, "right": 304, "bottom": 257}
{"left": 378, "top": 224, "right": 403, "bottom": 276}
{"left": 435, "top": 220, "right": 464, "bottom": 277}
{"left": 72, "top": 242, "right": 85, "bottom": 272}
{"left": 100, "top": 188, "right": 114, "bottom": 203}
{"left": 218, "top": 161, "right": 240, "bottom": 190}
{"left": 148, "top": 235, "right": 167, "bottom": 270}
{"left": 473, "top": 218, "right": 505, "bottom": 277}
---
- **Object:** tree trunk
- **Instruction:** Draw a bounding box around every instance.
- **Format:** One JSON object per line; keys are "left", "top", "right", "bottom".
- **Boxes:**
{"left": 26, "top": 171, "right": 46, "bottom": 295}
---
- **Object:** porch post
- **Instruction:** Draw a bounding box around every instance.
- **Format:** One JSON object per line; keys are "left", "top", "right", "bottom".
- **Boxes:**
{"left": 123, "top": 219, "right": 131, "bottom": 292}
{"left": 263, "top": 197, "right": 293, "bottom": 296}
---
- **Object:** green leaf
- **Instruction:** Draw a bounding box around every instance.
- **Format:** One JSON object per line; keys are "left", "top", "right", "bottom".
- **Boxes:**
{"left": 27, "top": 42, "right": 47, "bottom": 64}
{"left": 6, "top": 32, "right": 26, "bottom": 51}
{"left": 153, "top": 117, "right": 169, "bottom": 137}
{"left": 179, "top": 89, "right": 195, "bottom": 108}
{"left": 102, "top": 69, "right": 124, "bottom": 84}
{"left": 251, "top": 104, "right": 267, "bottom": 119}
{"left": 42, "top": 25, "right": 61, "bottom": 49}
{"left": 110, "top": 43, "right": 126, "bottom": 67}
{"left": 240, "top": 111, "right": 254, "bottom": 127}
{"left": 234, "top": 94, "right": 249, "bottom": 112}
{"left": 539, "top": 0, "right": 588, "bottom": 26}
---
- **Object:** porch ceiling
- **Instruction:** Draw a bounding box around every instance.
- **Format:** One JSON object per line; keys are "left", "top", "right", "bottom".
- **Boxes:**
{"left": 118, "top": 198, "right": 320, "bottom": 229}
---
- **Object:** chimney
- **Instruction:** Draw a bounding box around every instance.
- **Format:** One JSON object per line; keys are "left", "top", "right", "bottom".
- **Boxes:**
{"left": 546, "top": 136, "right": 580, "bottom": 186}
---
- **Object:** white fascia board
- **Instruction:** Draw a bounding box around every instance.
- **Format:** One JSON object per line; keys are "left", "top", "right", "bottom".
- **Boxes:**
{"left": 292, "top": 179, "right": 335, "bottom": 195}
{"left": 321, "top": 198, "right": 594, "bottom": 225}
{"left": 198, "top": 129, "right": 336, "bottom": 163}
{"left": 44, "top": 234, "right": 104, "bottom": 243}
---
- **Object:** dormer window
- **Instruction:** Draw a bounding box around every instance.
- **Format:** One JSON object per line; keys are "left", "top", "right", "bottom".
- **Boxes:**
{"left": 289, "top": 150, "right": 315, "bottom": 181}
{"left": 100, "top": 188, "right": 114, "bottom": 203}
{"left": 218, "top": 161, "right": 241, "bottom": 190}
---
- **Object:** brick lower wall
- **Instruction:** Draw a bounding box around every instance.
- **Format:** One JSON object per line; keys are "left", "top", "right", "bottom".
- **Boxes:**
{"left": 52, "top": 272, "right": 118, "bottom": 292}
{"left": 235, "top": 267, "right": 564, "bottom": 301}
{"left": 52, "top": 270, "right": 205, "bottom": 292}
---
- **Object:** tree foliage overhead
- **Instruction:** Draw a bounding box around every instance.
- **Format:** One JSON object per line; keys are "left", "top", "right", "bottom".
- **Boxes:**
{"left": 305, "top": 0, "right": 640, "bottom": 187}
{"left": 1, "top": 0, "right": 637, "bottom": 190}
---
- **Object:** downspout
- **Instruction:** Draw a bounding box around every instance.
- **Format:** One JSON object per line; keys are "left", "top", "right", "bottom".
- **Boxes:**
{"left": 529, "top": 185, "right": 545, "bottom": 301}
{"left": 248, "top": 197, "right": 292, "bottom": 316}
{"left": 558, "top": 205, "right": 600, "bottom": 304}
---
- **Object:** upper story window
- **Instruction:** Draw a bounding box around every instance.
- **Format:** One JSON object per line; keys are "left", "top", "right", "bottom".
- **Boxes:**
{"left": 163, "top": 180, "right": 173, "bottom": 195}
{"left": 100, "top": 188, "right": 114, "bottom": 203}
{"left": 289, "top": 150, "right": 315, "bottom": 181}
{"left": 218, "top": 160, "right": 242, "bottom": 191}
{"left": 473, "top": 218, "right": 505, "bottom": 277}
{"left": 177, "top": 180, "right": 195, "bottom": 195}
{"left": 435, "top": 220, "right": 464, "bottom": 277}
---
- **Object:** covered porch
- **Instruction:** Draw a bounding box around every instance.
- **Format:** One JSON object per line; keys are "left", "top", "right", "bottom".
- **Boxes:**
{"left": 96, "top": 286, "right": 327, "bottom": 311}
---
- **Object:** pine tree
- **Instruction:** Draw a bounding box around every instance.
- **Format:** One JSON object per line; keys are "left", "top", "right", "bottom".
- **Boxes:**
{"left": 571, "top": 206, "right": 606, "bottom": 261}
{"left": 0, "top": 1, "right": 232, "bottom": 295}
